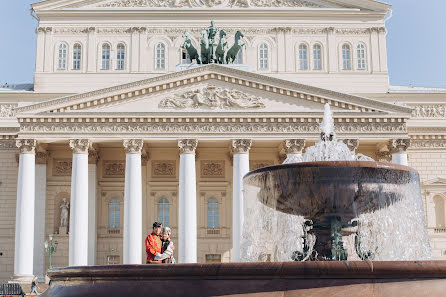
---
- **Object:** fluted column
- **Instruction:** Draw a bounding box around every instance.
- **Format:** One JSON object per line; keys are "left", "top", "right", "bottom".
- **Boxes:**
{"left": 14, "top": 140, "right": 36, "bottom": 281}
{"left": 123, "top": 139, "right": 143, "bottom": 264}
{"left": 178, "top": 139, "right": 198, "bottom": 263}
{"left": 34, "top": 149, "right": 49, "bottom": 280}
{"left": 231, "top": 139, "right": 252, "bottom": 262}
{"left": 389, "top": 138, "right": 411, "bottom": 166}
{"left": 282, "top": 139, "right": 305, "bottom": 163}
{"left": 69, "top": 139, "right": 90, "bottom": 266}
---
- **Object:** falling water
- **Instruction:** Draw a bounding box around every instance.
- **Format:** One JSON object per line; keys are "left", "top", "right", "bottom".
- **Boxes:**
{"left": 241, "top": 104, "right": 432, "bottom": 262}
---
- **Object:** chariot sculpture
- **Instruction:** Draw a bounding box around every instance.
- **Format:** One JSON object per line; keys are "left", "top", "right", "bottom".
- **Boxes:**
{"left": 180, "top": 21, "right": 246, "bottom": 65}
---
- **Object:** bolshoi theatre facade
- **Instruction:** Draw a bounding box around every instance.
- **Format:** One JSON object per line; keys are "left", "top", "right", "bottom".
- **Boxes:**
{"left": 1, "top": 0, "right": 446, "bottom": 282}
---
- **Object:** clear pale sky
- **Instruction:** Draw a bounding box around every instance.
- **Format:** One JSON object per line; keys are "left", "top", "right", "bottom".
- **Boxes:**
{"left": 0, "top": 0, "right": 445, "bottom": 88}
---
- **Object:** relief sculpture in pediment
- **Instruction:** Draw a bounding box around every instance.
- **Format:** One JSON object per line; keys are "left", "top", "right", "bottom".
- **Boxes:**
{"left": 159, "top": 86, "right": 265, "bottom": 110}
{"left": 100, "top": 0, "right": 322, "bottom": 8}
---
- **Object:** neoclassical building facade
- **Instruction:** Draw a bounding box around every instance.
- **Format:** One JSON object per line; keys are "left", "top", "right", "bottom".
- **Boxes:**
{"left": 1, "top": 0, "right": 446, "bottom": 282}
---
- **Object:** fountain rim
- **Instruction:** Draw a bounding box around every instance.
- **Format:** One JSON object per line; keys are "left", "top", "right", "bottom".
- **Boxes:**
{"left": 244, "top": 161, "right": 418, "bottom": 179}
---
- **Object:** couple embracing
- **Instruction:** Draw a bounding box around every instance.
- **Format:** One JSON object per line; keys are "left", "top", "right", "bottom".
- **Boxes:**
{"left": 145, "top": 221, "right": 176, "bottom": 264}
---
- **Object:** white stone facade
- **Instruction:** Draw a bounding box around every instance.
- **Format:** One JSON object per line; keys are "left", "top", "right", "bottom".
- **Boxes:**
{"left": 0, "top": 0, "right": 446, "bottom": 282}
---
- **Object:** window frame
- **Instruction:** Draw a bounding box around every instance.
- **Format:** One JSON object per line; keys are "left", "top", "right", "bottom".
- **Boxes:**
{"left": 101, "top": 43, "right": 111, "bottom": 70}
{"left": 258, "top": 43, "right": 269, "bottom": 70}
{"left": 108, "top": 198, "right": 121, "bottom": 229}
{"left": 298, "top": 43, "right": 309, "bottom": 71}
{"left": 116, "top": 43, "right": 126, "bottom": 70}
{"left": 157, "top": 198, "right": 170, "bottom": 227}
{"left": 180, "top": 48, "right": 191, "bottom": 64}
{"left": 72, "top": 43, "right": 82, "bottom": 70}
{"left": 356, "top": 43, "right": 367, "bottom": 70}
{"left": 313, "top": 43, "right": 323, "bottom": 70}
{"left": 155, "top": 42, "right": 166, "bottom": 70}
{"left": 57, "top": 42, "right": 68, "bottom": 70}
{"left": 207, "top": 198, "right": 219, "bottom": 229}
{"left": 341, "top": 43, "right": 352, "bottom": 71}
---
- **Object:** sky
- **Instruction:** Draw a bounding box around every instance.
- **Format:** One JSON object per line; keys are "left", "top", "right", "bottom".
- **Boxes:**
{"left": 0, "top": 0, "right": 445, "bottom": 88}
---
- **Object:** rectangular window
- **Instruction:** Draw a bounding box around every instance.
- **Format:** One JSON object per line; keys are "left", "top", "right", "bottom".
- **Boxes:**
{"left": 109, "top": 199, "right": 120, "bottom": 229}
{"left": 205, "top": 254, "right": 221, "bottom": 263}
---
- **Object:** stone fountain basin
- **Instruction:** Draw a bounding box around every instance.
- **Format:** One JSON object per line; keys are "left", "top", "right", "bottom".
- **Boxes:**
{"left": 243, "top": 161, "right": 419, "bottom": 222}
{"left": 40, "top": 262, "right": 446, "bottom": 297}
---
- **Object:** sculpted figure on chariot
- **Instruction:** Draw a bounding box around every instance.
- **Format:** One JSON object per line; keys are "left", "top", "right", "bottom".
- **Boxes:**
{"left": 180, "top": 21, "right": 245, "bottom": 65}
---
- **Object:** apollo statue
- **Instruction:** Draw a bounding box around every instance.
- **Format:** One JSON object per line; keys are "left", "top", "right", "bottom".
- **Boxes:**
{"left": 60, "top": 198, "right": 69, "bottom": 228}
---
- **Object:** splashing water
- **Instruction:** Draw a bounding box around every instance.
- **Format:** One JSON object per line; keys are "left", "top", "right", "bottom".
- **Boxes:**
{"left": 241, "top": 103, "right": 432, "bottom": 262}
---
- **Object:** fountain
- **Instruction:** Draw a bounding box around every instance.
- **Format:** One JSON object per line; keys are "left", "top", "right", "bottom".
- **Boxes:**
{"left": 241, "top": 104, "right": 432, "bottom": 262}
{"left": 40, "top": 104, "right": 446, "bottom": 297}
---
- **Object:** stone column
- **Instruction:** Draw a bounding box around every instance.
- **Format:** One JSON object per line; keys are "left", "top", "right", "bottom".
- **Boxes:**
{"left": 231, "top": 139, "right": 252, "bottom": 262}
{"left": 88, "top": 149, "right": 99, "bottom": 265}
{"left": 178, "top": 139, "right": 198, "bottom": 263}
{"left": 342, "top": 139, "right": 359, "bottom": 153}
{"left": 123, "top": 139, "right": 143, "bottom": 264}
{"left": 34, "top": 149, "right": 49, "bottom": 281}
{"left": 69, "top": 139, "right": 90, "bottom": 266}
{"left": 14, "top": 140, "right": 36, "bottom": 281}
{"left": 389, "top": 138, "right": 411, "bottom": 166}
{"left": 326, "top": 27, "right": 337, "bottom": 73}
{"left": 87, "top": 27, "right": 96, "bottom": 72}
{"left": 282, "top": 139, "right": 305, "bottom": 163}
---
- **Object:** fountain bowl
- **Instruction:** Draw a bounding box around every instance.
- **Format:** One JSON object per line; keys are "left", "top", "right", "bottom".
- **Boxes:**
{"left": 40, "top": 261, "right": 446, "bottom": 297}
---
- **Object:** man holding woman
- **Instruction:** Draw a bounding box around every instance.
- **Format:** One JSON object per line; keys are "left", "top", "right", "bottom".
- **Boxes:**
{"left": 145, "top": 221, "right": 176, "bottom": 264}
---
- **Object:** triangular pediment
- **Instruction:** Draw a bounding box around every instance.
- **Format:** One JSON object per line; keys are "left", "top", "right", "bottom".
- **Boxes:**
{"left": 32, "top": 0, "right": 390, "bottom": 11}
{"left": 17, "top": 64, "right": 410, "bottom": 117}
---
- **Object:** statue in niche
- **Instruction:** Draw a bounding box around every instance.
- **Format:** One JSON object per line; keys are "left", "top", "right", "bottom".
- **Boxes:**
{"left": 60, "top": 198, "right": 69, "bottom": 228}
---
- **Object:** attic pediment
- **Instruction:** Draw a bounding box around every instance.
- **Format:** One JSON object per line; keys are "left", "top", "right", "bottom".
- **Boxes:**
{"left": 16, "top": 64, "right": 411, "bottom": 116}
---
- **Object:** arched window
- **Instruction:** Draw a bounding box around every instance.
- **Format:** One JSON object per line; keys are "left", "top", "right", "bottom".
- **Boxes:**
{"left": 101, "top": 43, "right": 111, "bottom": 70}
{"left": 259, "top": 43, "right": 268, "bottom": 70}
{"left": 207, "top": 198, "right": 219, "bottom": 228}
{"left": 116, "top": 43, "right": 125, "bottom": 70}
{"left": 357, "top": 43, "right": 366, "bottom": 70}
{"left": 434, "top": 196, "right": 445, "bottom": 228}
{"left": 313, "top": 44, "right": 322, "bottom": 70}
{"left": 108, "top": 199, "right": 120, "bottom": 228}
{"left": 73, "top": 43, "right": 82, "bottom": 70}
{"left": 158, "top": 198, "right": 170, "bottom": 227}
{"left": 342, "top": 44, "right": 352, "bottom": 70}
{"left": 155, "top": 43, "right": 166, "bottom": 69}
{"left": 234, "top": 50, "right": 243, "bottom": 64}
{"left": 298, "top": 44, "right": 308, "bottom": 70}
{"left": 180, "top": 49, "right": 191, "bottom": 64}
{"left": 57, "top": 43, "right": 67, "bottom": 70}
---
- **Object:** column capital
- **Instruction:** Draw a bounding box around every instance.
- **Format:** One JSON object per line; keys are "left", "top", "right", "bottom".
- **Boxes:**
{"left": 36, "top": 151, "right": 50, "bottom": 164}
{"left": 88, "top": 150, "right": 100, "bottom": 164}
{"left": 283, "top": 139, "right": 305, "bottom": 154}
{"left": 231, "top": 139, "right": 252, "bottom": 154}
{"left": 389, "top": 138, "right": 411, "bottom": 154}
{"left": 16, "top": 139, "right": 36, "bottom": 154}
{"left": 342, "top": 139, "right": 359, "bottom": 152}
{"left": 70, "top": 139, "right": 90, "bottom": 154}
{"left": 123, "top": 139, "right": 143, "bottom": 154}
{"left": 178, "top": 139, "right": 198, "bottom": 154}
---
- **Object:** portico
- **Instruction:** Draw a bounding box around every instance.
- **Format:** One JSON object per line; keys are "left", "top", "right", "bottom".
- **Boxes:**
{"left": 9, "top": 64, "right": 413, "bottom": 278}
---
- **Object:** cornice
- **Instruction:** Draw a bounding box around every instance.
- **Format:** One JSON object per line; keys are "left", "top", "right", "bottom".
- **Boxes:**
{"left": 16, "top": 65, "right": 411, "bottom": 115}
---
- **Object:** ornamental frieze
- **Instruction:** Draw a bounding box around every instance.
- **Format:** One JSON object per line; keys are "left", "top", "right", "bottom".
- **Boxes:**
{"left": 0, "top": 104, "right": 16, "bottom": 118}
{"left": 410, "top": 140, "right": 446, "bottom": 149}
{"left": 159, "top": 86, "right": 265, "bottom": 110}
{"left": 20, "top": 122, "right": 407, "bottom": 135}
{"left": 103, "top": 160, "right": 125, "bottom": 177}
{"left": 100, "top": 0, "right": 322, "bottom": 8}
{"left": 152, "top": 160, "right": 176, "bottom": 177}
{"left": 411, "top": 105, "right": 446, "bottom": 118}
{"left": 201, "top": 160, "right": 225, "bottom": 177}
{"left": 53, "top": 159, "right": 72, "bottom": 176}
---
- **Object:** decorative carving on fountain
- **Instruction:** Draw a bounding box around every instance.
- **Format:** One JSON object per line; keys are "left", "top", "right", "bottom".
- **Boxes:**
{"left": 159, "top": 86, "right": 265, "bottom": 110}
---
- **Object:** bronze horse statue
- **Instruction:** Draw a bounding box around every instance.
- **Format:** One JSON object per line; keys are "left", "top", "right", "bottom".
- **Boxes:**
{"left": 226, "top": 30, "right": 245, "bottom": 64}
{"left": 181, "top": 31, "right": 201, "bottom": 64}
{"left": 200, "top": 30, "right": 210, "bottom": 64}
{"left": 215, "top": 30, "right": 228, "bottom": 64}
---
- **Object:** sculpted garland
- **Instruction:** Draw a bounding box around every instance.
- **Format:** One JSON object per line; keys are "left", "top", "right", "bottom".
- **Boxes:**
{"left": 100, "top": 0, "right": 322, "bottom": 8}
